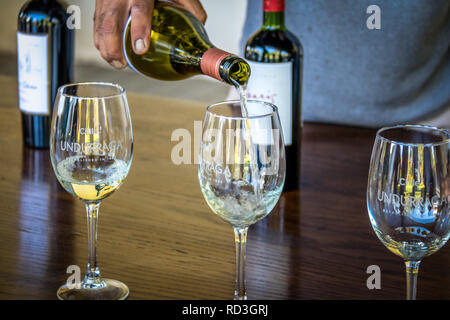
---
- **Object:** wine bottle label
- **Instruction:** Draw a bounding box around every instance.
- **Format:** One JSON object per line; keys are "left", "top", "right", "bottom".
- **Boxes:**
{"left": 264, "top": 0, "right": 285, "bottom": 12}
{"left": 246, "top": 61, "right": 293, "bottom": 145}
{"left": 17, "top": 32, "right": 50, "bottom": 115}
{"left": 201, "top": 48, "right": 231, "bottom": 81}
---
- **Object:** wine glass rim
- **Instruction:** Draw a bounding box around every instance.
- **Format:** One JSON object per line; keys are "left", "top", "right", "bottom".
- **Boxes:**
{"left": 58, "top": 82, "right": 126, "bottom": 100}
{"left": 206, "top": 100, "right": 279, "bottom": 120}
{"left": 376, "top": 124, "right": 450, "bottom": 147}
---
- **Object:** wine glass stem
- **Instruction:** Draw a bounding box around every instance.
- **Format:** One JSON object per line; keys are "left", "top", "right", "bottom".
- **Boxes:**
{"left": 234, "top": 226, "right": 248, "bottom": 300}
{"left": 85, "top": 201, "right": 103, "bottom": 285}
{"left": 405, "top": 260, "right": 421, "bottom": 300}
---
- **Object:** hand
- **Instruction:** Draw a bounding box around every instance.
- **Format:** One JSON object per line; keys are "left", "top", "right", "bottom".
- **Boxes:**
{"left": 94, "top": 0, "right": 207, "bottom": 69}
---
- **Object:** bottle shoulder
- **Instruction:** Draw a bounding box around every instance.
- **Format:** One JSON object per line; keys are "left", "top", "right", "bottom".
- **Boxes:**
{"left": 19, "top": 0, "right": 67, "bottom": 25}
{"left": 245, "top": 28, "right": 302, "bottom": 62}
{"left": 284, "top": 30, "right": 303, "bottom": 55}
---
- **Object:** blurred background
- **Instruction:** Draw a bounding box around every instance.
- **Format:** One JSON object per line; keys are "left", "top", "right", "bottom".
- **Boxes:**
{"left": 0, "top": 0, "right": 247, "bottom": 103}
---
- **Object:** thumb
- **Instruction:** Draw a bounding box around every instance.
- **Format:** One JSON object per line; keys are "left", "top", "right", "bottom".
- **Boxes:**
{"left": 130, "top": 0, "right": 154, "bottom": 54}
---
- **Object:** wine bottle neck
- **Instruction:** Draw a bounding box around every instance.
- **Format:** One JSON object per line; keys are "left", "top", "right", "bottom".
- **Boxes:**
{"left": 201, "top": 48, "right": 231, "bottom": 82}
{"left": 262, "top": 0, "right": 285, "bottom": 30}
{"left": 263, "top": 12, "right": 285, "bottom": 30}
{"left": 200, "top": 48, "right": 250, "bottom": 87}
{"left": 218, "top": 55, "right": 251, "bottom": 87}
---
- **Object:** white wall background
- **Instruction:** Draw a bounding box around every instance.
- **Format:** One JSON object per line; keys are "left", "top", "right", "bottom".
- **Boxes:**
{"left": 0, "top": 0, "right": 247, "bottom": 67}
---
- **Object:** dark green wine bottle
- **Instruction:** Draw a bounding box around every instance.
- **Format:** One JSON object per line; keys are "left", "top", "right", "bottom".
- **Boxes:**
{"left": 17, "top": 0, "right": 74, "bottom": 148}
{"left": 245, "top": 0, "right": 303, "bottom": 191}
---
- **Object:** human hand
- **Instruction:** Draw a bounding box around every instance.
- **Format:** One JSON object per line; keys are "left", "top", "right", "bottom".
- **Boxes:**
{"left": 94, "top": 0, "right": 207, "bottom": 69}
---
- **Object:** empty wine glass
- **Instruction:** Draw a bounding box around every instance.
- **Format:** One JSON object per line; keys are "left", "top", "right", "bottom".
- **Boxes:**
{"left": 367, "top": 125, "right": 450, "bottom": 300}
{"left": 198, "top": 100, "right": 286, "bottom": 299}
{"left": 50, "top": 82, "right": 133, "bottom": 300}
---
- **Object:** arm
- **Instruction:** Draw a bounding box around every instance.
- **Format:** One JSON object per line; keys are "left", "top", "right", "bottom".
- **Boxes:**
{"left": 94, "top": 0, "right": 206, "bottom": 69}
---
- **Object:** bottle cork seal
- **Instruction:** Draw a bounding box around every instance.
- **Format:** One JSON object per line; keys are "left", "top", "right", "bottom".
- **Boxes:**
{"left": 264, "top": 0, "right": 285, "bottom": 12}
{"left": 201, "top": 48, "right": 231, "bottom": 81}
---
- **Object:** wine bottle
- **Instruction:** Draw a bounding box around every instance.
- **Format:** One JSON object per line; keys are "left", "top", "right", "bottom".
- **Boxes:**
{"left": 123, "top": 1, "right": 250, "bottom": 87}
{"left": 244, "top": 0, "right": 303, "bottom": 191}
{"left": 17, "top": 0, "right": 74, "bottom": 148}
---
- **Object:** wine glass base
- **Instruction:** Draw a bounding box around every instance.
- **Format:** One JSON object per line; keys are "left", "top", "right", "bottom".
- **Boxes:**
{"left": 234, "top": 292, "right": 248, "bottom": 300}
{"left": 57, "top": 279, "right": 129, "bottom": 300}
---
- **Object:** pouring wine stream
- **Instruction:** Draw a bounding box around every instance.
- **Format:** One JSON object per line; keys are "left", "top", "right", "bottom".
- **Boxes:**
{"left": 236, "top": 83, "right": 263, "bottom": 201}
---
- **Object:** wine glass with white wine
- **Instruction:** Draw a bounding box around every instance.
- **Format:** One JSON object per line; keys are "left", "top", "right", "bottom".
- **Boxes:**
{"left": 50, "top": 82, "right": 133, "bottom": 300}
{"left": 198, "top": 100, "right": 286, "bottom": 299}
{"left": 367, "top": 125, "right": 450, "bottom": 299}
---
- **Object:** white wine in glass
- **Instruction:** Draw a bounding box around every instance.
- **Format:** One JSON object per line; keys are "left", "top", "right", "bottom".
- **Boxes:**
{"left": 56, "top": 155, "right": 129, "bottom": 201}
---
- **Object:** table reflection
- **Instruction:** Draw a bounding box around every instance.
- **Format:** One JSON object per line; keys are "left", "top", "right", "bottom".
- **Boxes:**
{"left": 250, "top": 192, "right": 302, "bottom": 299}
{"left": 16, "top": 147, "right": 75, "bottom": 297}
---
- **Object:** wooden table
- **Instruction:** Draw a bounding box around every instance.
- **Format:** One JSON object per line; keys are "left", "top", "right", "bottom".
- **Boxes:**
{"left": 0, "top": 75, "right": 449, "bottom": 300}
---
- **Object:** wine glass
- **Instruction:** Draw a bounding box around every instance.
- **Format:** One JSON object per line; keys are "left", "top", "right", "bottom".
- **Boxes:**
{"left": 367, "top": 125, "right": 450, "bottom": 300}
{"left": 50, "top": 82, "right": 133, "bottom": 300}
{"left": 198, "top": 100, "right": 286, "bottom": 300}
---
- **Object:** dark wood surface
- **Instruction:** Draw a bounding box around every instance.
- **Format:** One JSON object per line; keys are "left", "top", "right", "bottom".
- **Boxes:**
{"left": 0, "top": 75, "right": 449, "bottom": 300}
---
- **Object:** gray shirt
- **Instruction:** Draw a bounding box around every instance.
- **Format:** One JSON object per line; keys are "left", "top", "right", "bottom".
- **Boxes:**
{"left": 241, "top": 0, "right": 450, "bottom": 128}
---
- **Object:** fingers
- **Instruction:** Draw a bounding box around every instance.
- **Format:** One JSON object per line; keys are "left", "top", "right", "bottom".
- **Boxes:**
{"left": 93, "top": 0, "right": 204, "bottom": 69}
{"left": 94, "top": 0, "right": 129, "bottom": 69}
{"left": 130, "top": 0, "right": 153, "bottom": 55}
{"left": 93, "top": 0, "right": 102, "bottom": 50}
{"left": 174, "top": 0, "right": 207, "bottom": 24}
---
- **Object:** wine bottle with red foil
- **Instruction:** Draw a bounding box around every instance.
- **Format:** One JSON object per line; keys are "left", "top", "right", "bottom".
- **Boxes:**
{"left": 123, "top": 1, "right": 250, "bottom": 87}
{"left": 17, "top": 0, "right": 74, "bottom": 148}
{"left": 245, "top": 0, "right": 303, "bottom": 191}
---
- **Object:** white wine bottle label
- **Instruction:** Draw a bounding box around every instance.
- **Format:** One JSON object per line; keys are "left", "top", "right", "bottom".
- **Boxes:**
{"left": 17, "top": 32, "right": 50, "bottom": 115}
{"left": 246, "top": 61, "right": 293, "bottom": 145}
